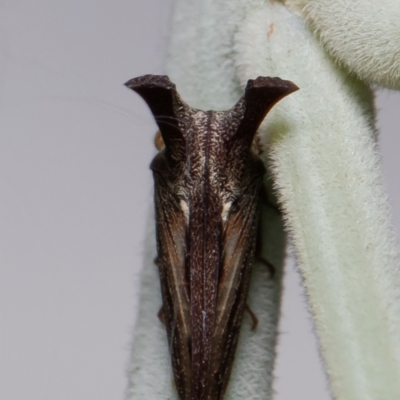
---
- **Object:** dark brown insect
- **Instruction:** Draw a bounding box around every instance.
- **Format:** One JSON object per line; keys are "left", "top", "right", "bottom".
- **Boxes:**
{"left": 125, "top": 75, "right": 298, "bottom": 400}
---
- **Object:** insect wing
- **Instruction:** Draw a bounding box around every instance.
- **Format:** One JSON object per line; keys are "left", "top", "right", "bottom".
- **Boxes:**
{"left": 152, "top": 155, "right": 192, "bottom": 399}
{"left": 209, "top": 164, "right": 264, "bottom": 398}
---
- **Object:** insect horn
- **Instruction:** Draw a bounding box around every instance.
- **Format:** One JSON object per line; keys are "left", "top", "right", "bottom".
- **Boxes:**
{"left": 124, "top": 75, "right": 187, "bottom": 154}
{"left": 232, "top": 76, "right": 299, "bottom": 145}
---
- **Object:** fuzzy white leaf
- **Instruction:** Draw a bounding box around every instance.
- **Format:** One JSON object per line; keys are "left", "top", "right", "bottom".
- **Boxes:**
{"left": 285, "top": 0, "right": 400, "bottom": 89}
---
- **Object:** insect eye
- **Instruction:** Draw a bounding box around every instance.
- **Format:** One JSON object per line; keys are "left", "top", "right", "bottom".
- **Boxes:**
{"left": 154, "top": 130, "right": 165, "bottom": 151}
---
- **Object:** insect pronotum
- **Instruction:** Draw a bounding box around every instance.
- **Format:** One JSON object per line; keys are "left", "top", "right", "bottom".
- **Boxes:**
{"left": 125, "top": 75, "right": 298, "bottom": 400}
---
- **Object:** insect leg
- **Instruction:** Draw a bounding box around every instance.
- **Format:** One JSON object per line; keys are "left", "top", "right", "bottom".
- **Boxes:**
{"left": 245, "top": 305, "right": 258, "bottom": 330}
{"left": 255, "top": 220, "right": 276, "bottom": 278}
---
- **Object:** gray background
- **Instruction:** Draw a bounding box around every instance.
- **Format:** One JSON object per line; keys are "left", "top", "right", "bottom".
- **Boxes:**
{"left": 1, "top": 1, "right": 399, "bottom": 399}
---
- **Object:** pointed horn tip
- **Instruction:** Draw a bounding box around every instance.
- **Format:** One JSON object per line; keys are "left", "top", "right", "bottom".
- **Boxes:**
{"left": 247, "top": 76, "right": 299, "bottom": 94}
{"left": 124, "top": 74, "right": 175, "bottom": 91}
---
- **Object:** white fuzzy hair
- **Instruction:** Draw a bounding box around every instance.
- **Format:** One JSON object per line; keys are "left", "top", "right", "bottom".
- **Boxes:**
{"left": 285, "top": 0, "right": 400, "bottom": 89}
